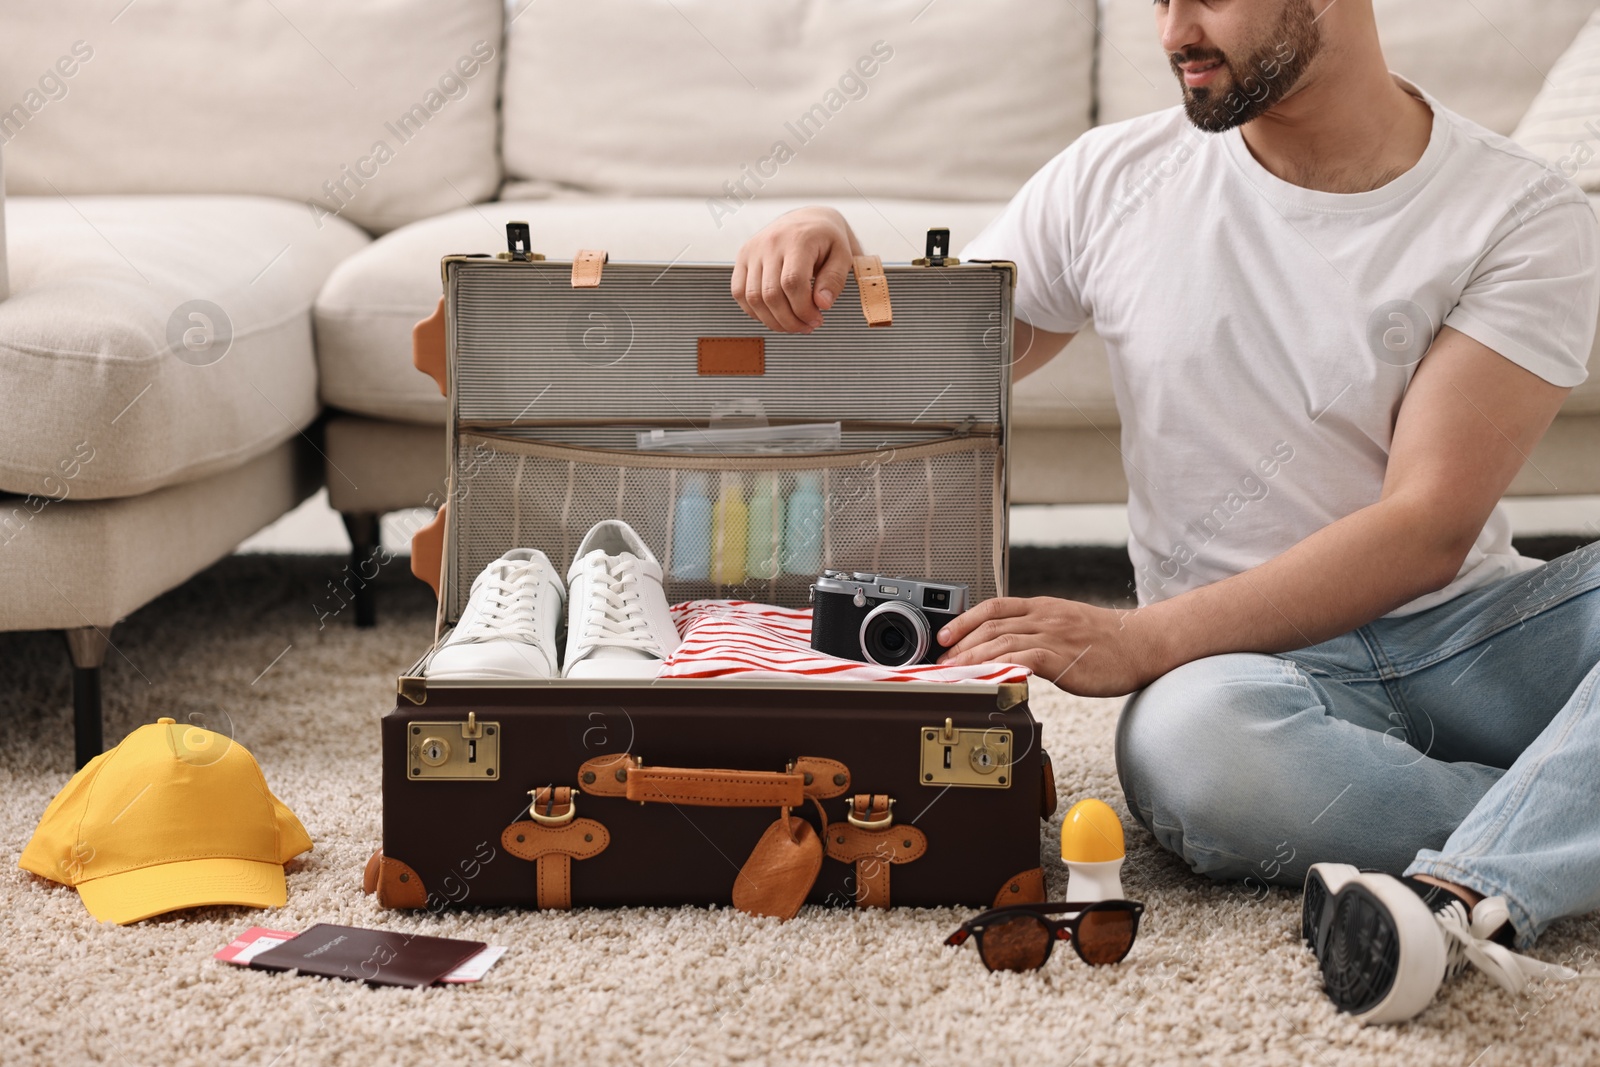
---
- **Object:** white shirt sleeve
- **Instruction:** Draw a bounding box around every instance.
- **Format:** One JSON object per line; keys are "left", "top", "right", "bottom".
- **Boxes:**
{"left": 958, "top": 145, "right": 1091, "bottom": 334}
{"left": 1443, "top": 198, "right": 1599, "bottom": 388}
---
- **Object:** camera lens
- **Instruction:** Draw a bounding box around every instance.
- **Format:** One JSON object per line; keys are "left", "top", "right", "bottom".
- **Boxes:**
{"left": 859, "top": 602, "right": 931, "bottom": 667}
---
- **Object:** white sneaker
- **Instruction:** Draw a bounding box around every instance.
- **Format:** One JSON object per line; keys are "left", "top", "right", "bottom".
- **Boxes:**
{"left": 563, "top": 520, "right": 680, "bottom": 679}
{"left": 427, "top": 549, "right": 564, "bottom": 681}
{"left": 1303, "top": 864, "right": 1581, "bottom": 1024}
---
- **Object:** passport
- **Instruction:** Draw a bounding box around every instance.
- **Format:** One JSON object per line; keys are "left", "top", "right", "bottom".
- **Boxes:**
{"left": 247, "top": 923, "right": 487, "bottom": 988}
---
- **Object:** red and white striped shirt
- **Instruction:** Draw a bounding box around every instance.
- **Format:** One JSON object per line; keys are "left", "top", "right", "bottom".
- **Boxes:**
{"left": 660, "top": 600, "right": 1031, "bottom": 685}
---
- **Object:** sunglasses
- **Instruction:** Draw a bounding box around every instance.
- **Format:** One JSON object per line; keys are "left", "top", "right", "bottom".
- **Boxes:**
{"left": 945, "top": 900, "right": 1145, "bottom": 972}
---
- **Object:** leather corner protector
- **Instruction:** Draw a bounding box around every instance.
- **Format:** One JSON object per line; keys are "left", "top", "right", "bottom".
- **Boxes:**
{"left": 412, "top": 297, "right": 447, "bottom": 396}
{"left": 362, "top": 849, "right": 382, "bottom": 895}
{"left": 375, "top": 855, "right": 428, "bottom": 909}
{"left": 1040, "top": 751, "right": 1058, "bottom": 819}
{"left": 409, "top": 504, "right": 447, "bottom": 599}
{"left": 993, "top": 867, "right": 1047, "bottom": 908}
{"left": 698, "top": 337, "right": 765, "bottom": 376}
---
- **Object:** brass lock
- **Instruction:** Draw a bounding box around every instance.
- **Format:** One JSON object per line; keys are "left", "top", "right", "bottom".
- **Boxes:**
{"left": 418, "top": 736, "right": 451, "bottom": 767}
{"left": 919, "top": 718, "right": 1012, "bottom": 788}
{"left": 408, "top": 712, "right": 499, "bottom": 780}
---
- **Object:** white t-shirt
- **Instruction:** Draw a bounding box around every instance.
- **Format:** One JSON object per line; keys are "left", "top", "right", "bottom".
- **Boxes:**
{"left": 961, "top": 77, "right": 1599, "bottom": 616}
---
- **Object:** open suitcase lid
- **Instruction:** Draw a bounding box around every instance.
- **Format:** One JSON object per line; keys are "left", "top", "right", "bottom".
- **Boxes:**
{"left": 408, "top": 225, "right": 1017, "bottom": 686}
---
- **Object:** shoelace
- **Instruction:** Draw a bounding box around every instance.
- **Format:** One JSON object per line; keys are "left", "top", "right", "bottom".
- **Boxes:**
{"left": 1436, "top": 902, "right": 1587, "bottom": 995}
{"left": 575, "top": 553, "right": 665, "bottom": 657}
{"left": 455, "top": 561, "right": 549, "bottom": 651}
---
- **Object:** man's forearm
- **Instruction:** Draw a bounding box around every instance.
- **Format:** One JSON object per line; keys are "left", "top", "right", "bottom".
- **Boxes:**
{"left": 1135, "top": 496, "right": 1471, "bottom": 677}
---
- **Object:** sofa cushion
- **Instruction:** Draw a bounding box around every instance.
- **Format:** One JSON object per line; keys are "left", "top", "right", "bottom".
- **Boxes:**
{"left": 500, "top": 0, "right": 1094, "bottom": 204}
{"left": 0, "top": 144, "right": 8, "bottom": 301}
{"left": 0, "top": 440, "right": 314, "bottom": 631}
{"left": 314, "top": 197, "right": 1010, "bottom": 424}
{"left": 1098, "top": 0, "right": 1598, "bottom": 134}
{"left": 1010, "top": 326, "right": 1119, "bottom": 432}
{"left": 0, "top": 1, "right": 502, "bottom": 235}
{"left": 0, "top": 195, "right": 369, "bottom": 500}
{"left": 1513, "top": 12, "right": 1600, "bottom": 193}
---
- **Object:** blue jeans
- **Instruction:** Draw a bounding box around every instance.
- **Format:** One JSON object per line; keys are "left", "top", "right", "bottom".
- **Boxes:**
{"left": 1116, "top": 541, "right": 1600, "bottom": 949}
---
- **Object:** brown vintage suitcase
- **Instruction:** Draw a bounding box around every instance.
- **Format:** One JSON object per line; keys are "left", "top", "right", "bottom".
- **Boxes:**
{"left": 368, "top": 227, "right": 1056, "bottom": 917}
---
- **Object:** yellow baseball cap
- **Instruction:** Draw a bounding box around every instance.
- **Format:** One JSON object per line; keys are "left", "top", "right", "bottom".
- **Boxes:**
{"left": 19, "top": 717, "right": 311, "bottom": 924}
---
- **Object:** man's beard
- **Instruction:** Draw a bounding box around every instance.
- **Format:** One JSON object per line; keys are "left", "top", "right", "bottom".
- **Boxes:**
{"left": 1173, "top": 0, "right": 1322, "bottom": 133}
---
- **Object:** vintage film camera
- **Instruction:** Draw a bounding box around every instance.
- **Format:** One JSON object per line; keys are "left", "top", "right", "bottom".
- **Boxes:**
{"left": 809, "top": 570, "right": 969, "bottom": 667}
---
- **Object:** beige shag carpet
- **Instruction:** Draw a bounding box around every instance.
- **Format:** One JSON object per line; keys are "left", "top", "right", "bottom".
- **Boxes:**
{"left": 3, "top": 554, "right": 1598, "bottom": 1066}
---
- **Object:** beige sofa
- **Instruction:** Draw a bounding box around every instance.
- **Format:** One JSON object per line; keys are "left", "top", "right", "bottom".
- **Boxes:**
{"left": 3, "top": 0, "right": 1598, "bottom": 764}
{"left": 0, "top": 0, "right": 505, "bottom": 763}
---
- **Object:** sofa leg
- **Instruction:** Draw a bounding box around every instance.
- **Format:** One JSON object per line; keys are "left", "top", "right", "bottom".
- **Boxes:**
{"left": 64, "top": 626, "right": 111, "bottom": 768}
{"left": 342, "top": 511, "right": 381, "bottom": 629}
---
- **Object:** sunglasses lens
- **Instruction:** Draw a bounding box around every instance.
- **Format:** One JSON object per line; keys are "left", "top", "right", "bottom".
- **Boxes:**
{"left": 1076, "top": 906, "right": 1137, "bottom": 965}
{"left": 977, "top": 915, "right": 1052, "bottom": 972}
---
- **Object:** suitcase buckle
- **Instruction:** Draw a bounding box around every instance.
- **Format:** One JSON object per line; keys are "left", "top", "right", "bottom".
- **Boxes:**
{"left": 528, "top": 787, "right": 578, "bottom": 826}
{"left": 846, "top": 796, "right": 895, "bottom": 830}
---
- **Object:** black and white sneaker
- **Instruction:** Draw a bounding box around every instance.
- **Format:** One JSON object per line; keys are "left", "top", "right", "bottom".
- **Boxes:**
{"left": 1302, "top": 863, "right": 1578, "bottom": 1024}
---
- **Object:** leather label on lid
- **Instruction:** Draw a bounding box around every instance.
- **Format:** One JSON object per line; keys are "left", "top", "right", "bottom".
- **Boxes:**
{"left": 698, "top": 337, "right": 765, "bottom": 376}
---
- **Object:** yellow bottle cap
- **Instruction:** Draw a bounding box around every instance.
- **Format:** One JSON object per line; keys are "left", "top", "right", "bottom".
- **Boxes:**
{"left": 1060, "top": 798, "right": 1125, "bottom": 864}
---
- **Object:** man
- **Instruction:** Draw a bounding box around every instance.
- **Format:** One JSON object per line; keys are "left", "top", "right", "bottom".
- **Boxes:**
{"left": 732, "top": 0, "right": 1600, "bottom": 1025}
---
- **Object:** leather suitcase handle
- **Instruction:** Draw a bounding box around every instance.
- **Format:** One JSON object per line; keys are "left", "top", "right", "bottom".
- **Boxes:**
{"left": 413, "top": 296, "right": 446, "bottom": 395}
{"left": 410, "top": 503, "right": 447, "bottom": 597}
{"left": 625, "top": 765, "right": 805, "bottom": 808}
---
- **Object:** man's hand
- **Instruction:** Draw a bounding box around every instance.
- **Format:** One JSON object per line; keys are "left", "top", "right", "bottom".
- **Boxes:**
{"left": 732, "top": 206, "right": 862, "bottom": 333}
{"left": 935, "top": 596, "right": 1167, "bottom": 697}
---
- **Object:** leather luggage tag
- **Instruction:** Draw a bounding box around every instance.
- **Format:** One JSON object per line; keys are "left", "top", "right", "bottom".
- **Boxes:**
{"left": 731, "top": 814, "right": 822, "bottom": 919}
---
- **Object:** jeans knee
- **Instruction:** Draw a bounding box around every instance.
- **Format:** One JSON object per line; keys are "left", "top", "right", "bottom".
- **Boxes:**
{"left": 1115, "top": 653, "right": 1302, "bottom": 878}
{"left": 1117, "top": 655, "right": 1279, "bottom": 812}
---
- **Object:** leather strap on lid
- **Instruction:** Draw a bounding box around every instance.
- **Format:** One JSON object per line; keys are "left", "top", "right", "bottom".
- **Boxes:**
{"left": 853, "top": 255, "right": 892, "bottom": 327}
{"left": 572, "top": 249, "right": 608, "bottom": 288}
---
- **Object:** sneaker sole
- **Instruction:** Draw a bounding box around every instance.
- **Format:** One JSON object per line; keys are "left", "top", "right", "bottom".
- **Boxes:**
{"left": 1317, "top": 878, "right": 1446, "bottom": 1025}
{"left": 425, "top": 665, "right": 555, "bottom": 682}
{"left": 1302, "top": 863, "right": 1359, "bottom": 953}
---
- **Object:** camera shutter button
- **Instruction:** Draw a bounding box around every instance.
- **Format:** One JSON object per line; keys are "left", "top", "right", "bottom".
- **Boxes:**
{"left": 851, "top": 572, "right": 875, "bottom": 582}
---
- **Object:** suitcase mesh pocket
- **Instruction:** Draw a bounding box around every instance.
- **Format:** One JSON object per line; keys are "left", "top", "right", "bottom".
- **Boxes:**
{"left": 449, "top": 433, "right": 1002, "bottom": 616}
